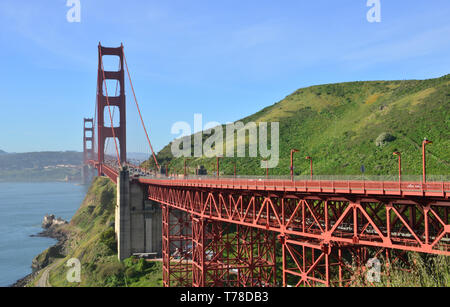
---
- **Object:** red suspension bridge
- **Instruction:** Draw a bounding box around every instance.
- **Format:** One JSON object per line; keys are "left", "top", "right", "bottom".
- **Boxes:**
{"left": 84, "top": 44, "right": 450, "bottom": 287}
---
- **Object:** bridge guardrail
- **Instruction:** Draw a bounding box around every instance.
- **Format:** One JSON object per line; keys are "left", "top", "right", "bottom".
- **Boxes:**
{"left": 92, "top": 160, "right": 450, "bottom": 197}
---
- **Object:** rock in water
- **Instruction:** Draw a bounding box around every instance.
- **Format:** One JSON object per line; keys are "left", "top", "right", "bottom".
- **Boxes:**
{"left": 42, "top": 214, "right": 54, "bottom": 229}
{"left": 42, "top": 214, "right": 67, "bottom": 229}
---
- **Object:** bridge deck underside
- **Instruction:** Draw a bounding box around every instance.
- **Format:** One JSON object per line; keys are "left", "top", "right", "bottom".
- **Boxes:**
{"left": 149, "top": 184, "right": 449, "bottom": 286}
{"left": 90, "top": 163, "right": 450, "bottom": 286}
{"left": 146, "top": 184, "right": 450, "bottom": 256}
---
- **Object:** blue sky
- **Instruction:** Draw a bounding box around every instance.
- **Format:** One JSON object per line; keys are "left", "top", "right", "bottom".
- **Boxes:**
{"left": 0, "top": 0, "right": 449, "bottom": 153}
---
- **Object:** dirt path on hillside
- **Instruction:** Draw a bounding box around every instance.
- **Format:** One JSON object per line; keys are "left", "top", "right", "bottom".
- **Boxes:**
{"left": 36, "top": 260, "right": 63, "bottom": 287}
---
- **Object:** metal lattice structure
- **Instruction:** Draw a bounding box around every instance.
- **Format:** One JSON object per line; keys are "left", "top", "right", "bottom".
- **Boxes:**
{"left": 86, "top": 44, "right": 450, "bottom": 287}
{"left": 142, "top": 180, "right": 449, "bottom": 286}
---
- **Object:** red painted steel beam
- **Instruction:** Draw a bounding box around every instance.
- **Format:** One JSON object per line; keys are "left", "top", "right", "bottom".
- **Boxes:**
{"left": 145, "top": 184, "right": 450, "bottom": 257}
{"left": 162, "top": 205, "right": 192, "bottom": 287}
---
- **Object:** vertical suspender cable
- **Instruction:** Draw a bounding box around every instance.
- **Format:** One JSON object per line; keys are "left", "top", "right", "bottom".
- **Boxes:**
{"left": 122, "top": 47, "right": 160, "bottom": 170}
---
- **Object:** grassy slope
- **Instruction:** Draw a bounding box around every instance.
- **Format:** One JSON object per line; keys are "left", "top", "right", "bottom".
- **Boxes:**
{"left": 30, "top": 177, "right": 162, "bottom": 287}
{"left": 146, "top": 74, "right": 450, "bottom": 178}
{"left": 355, "top": 252, "right": 450, "bottom": 287}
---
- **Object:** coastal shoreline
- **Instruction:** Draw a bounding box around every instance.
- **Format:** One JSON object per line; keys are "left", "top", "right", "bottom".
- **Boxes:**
{"left": 10, "top": 227, "right": 68, "bottom": 287}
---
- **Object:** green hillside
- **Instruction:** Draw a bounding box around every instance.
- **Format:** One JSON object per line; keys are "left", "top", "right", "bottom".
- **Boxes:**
{"left": 145, "top": 74, "right": 450, "bottom": 178}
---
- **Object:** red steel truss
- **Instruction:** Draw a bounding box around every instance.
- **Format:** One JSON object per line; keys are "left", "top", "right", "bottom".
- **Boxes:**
{"left": 88, "top": 162, "right": 449, "bottom": 287}
{"left": 162, "top": 205, "right": 192, "bottom": 287}
{"left": 162, "top": 206, "right": 277, "bottom": 287}
{"left": 280, "top": 236, "right": 375, "bottom": 287}
{"left": 145, "top": 183, "right": 449, "bottom": 286}
{"left": 191, "top": 219, "right": 277, "bottom": 287}
{"left": 234, "top": 225, "right": 277, "bottom": 287}
{"left": 145, "top": 184, "right": 450, "bottom": 256}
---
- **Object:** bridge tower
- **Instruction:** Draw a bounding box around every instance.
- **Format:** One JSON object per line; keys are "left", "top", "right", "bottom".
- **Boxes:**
{"left": 82, "top": 118, "right": 94, "bottom": 184}
{"left": 97, "top": 43, "right": 126, "bottom": 175}
{"left": 83, "top": 118, "right": 94, "bottom": 163}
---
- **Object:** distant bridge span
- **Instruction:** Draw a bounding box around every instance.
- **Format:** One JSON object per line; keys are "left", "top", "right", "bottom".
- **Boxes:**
{"left": 84, "top": 44, "right": 450, "bottom": 287}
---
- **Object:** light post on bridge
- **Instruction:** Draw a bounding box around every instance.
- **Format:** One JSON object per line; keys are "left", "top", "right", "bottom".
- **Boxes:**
{"left": 154, "top": 161, "right": 161, "bottom": 176}
{"left": 165, "top": 161, "right": 172, "bottom": 177}
{"left": 305, "top": 156, "right": 313, "bottom": 181}
{"left": 393, "top": 152, "right": 402, "bottom": 184}
{"left": 290, "top": 149, "right": 299, "bottom": 182}
{"left": 263, "top": 160, "right": 269, "bottom": 179}
{"left": 216, "top": 156, "right": 223, "bottom": 179}
{"left": 184, "top": 158, "right": 191, "bottom": 178}
{"left": 422, "top": 139, "right": 432, "bottom": 183}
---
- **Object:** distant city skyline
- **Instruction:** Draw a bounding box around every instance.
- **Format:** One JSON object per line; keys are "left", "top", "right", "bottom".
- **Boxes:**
{"left": 1, "top": 0, "right": 449, "bottom": 153}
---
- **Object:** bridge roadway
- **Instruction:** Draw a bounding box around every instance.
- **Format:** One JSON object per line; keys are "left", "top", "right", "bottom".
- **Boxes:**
{"left": 91, "top": 160, "right": 450, "bottom": 255}
{"left": 95, "top": 160, "right": 450, "bottom": 198}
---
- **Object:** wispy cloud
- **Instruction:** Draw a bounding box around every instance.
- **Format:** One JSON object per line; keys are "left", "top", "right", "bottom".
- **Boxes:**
{"left": 341, "top": 25, "right": 450, "bottom": 68}
{"left": 0, "top": 1, "right": 93, "bottom": 70}
{"left": 231, "top": 22, "right": 283, "bottom": 49}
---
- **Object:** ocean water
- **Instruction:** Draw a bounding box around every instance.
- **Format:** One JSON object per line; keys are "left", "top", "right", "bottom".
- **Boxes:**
{"left": 0, "top": 182, "right": 87, "bottom": 286}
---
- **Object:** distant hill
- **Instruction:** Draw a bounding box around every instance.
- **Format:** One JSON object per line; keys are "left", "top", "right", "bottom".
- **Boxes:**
{"left": 0, "top": 150, "right": 6, "bottom": 155}
{"left": 144, "top": 74, "right": 450, "bottom": 177}
{"left": 0, "top": 151, "right": 83, "bottom": 182}
{"left": 128, "top": 152, "right": 152, "bottom": 163}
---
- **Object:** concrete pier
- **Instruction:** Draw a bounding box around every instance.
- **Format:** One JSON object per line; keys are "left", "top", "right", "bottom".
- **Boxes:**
{"left": 115, "top": 168, "right": 162, "bottom": 261}
{"left": 116, "top": 168, "right": 131, "bottom": 261}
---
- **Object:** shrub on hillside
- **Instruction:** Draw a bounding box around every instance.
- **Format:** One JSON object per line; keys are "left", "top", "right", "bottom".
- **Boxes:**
{"left": 375, "top": 133, "right": 396, "bottom": 147}
{"left": 99, "top": 228, "right": 117, "bottom": 253}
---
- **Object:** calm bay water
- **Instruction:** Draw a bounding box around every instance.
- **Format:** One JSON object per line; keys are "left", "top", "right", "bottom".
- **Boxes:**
{"left": 0, "top": 182, "right": 87, "bottom": 286}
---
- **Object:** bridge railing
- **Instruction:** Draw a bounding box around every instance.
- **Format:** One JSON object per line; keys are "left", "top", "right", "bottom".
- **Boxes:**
{"left": 140, "top": 176, "right": 450, "bottom": 196}
{"left": 95, "top": 160, "right": 450, "bottom": 195}
{"left": 155, "top": 174, "right": 450, "bottom": 182}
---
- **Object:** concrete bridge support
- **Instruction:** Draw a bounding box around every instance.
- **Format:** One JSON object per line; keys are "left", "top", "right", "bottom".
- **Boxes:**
{"left": 115, "top": 168, "right": 162, "bottom": 261}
